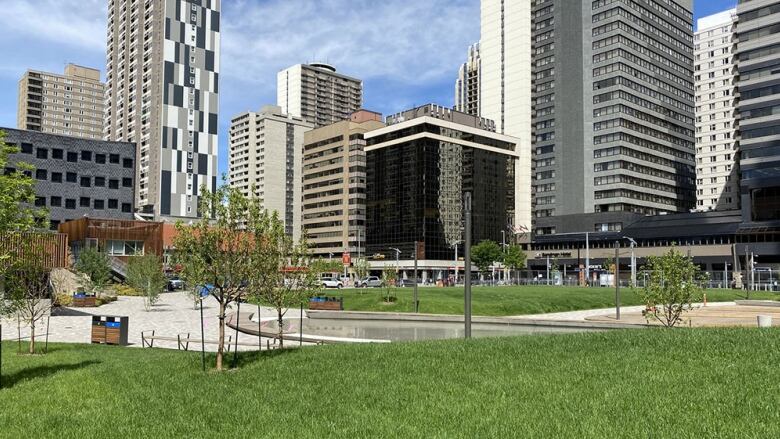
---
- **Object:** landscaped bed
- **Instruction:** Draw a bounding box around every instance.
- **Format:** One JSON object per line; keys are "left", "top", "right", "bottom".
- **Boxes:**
{"left": 2, "top": 328, "right": 779, "bottom": 437}
{"left": 340, "top": 285, "right": 777, "bottom": 316}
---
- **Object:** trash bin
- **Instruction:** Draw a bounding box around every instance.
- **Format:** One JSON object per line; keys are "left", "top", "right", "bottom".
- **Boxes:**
{"left": 91, "top": 315, "right": 129, "bottom": 345}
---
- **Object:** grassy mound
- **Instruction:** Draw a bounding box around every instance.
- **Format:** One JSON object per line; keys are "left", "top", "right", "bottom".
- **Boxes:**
{"left": 1, "top": 328, "right": 779, "bottom": 437}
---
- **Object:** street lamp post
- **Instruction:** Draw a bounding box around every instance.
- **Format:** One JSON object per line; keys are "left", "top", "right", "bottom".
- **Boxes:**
{"left": 464, "top": 192, "right": 472, "bottom": 339}
{"left": 623, "top": 236, "right": 637, "bottom": 288}
{"left": 390, "top": 247, "right": 401, "bottom": 282}
{"left": 614, "top": 240, "right": 621, "bottom": 320}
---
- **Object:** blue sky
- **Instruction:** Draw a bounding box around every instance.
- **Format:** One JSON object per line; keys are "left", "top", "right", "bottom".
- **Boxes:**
{"left": 0, "top": 0, "right": 737, "bottom": 176}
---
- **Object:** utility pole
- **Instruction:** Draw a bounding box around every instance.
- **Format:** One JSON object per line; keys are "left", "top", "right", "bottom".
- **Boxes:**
{"left": 464, "top": 192, "right": 472, "bottom": 338}
{"left": 623, "top": 236, "right": 637, "bottom": 288}
{"left": 546, "top": 256, "right": 550, "bottom": 286}
{"left": 615, "top": 241, "right": 621, "bottom": 320}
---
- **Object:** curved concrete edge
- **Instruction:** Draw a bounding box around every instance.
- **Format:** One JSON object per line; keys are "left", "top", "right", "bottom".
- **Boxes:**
{"left": 306, "top": 310, "right": 647, "bottom": 330}
{"left": 736, "top": 300, "right": 780, "bottom": 307}
{"left": 227, "top": 312, "right": 390, "bottom": 344}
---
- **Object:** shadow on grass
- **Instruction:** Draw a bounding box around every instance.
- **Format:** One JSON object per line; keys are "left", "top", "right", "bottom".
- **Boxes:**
{"left": 186, "top": 343, "right": 307, "bottom": 371}
{"left": 0, "top": 360, "right": 101, "bottom": 390}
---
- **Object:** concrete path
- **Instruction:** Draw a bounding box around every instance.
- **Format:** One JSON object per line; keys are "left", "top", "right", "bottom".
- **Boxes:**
{"left": 509, "top": 301, "right": 736, "bottom": 322}
{"left": 0, "top": 292, "right": 299, "bottom": 352}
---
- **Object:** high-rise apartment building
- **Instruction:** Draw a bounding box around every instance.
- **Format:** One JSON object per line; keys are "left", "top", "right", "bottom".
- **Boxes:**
{"left": 17, "top": 64, "right": 105, "bottom": 140}
{"left": 529, "top": 0, "right": 696, "bottom": 235}
{"left": 735, "top": 0, "right": 780, "bottom": 223}
{"left": 694, "top": 9, "right": 739, "bottom": 212}
{"left": 104, "top": 0, "right": 220, "bottom": 219}
{"left": 301, "top": 110, "right": 384, "bottom": 258}
{"left": 476, "top": 0, "right": 533, "bottom": 238}
{"left": 277, "top": 63, "right": 363, "bottom": 128}
{"left": 455, "top": 43, "right": 481, "bottom": 116}
{"left": 228, "top": 105, "right": 313, "bottom": 241}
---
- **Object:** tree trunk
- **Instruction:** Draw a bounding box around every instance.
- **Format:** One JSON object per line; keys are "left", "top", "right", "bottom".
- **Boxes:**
{"left": 29, "top": 321, "right": 36, "bottom": 354}
{"left": 277, "top": 308, "right": 284, "bottom": 349}
{"left": 216, "top": 301, "right": 226, "bottom": 371}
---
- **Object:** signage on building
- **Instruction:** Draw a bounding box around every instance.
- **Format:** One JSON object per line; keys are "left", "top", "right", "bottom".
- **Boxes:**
{"left": 535, "top": 252, "right": 573, "bottom": 258}
{"left": 342, "top": 252, "right": 351, "bottom": 266}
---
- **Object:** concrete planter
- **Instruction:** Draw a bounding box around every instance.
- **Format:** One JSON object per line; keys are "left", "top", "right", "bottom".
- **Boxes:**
{"left": 757, "top": 315, "right": 773, "bottom": 328}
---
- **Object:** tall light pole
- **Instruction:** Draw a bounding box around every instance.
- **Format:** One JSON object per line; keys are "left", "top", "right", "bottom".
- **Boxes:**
{"left": 585, "top": 232, "right": 590, "bottom": 287}
{"left": 614, "top": 240, "right": 621, "bottom": 320}
{"left": 464, "top": 192, "right": 472, "bottom": 338}
{"left": 623, "top": 236, "right": 637, "bottom": 288}
{"left": 390, "top": 247, "right": 401, "bottom": 281}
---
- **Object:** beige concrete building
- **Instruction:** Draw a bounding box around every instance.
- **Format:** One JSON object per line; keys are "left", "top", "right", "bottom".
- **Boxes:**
{"left": 302, "top": 110, "right": 384, "bottom": 258}
{"left": 694, "top": 9, "right": 739, "bottom": 211}
{"left": 17, "top": 64, "right": 105, "bottom": 140}
{"left": 228, "top": 105, "right": 313, "bottom": 241}
{"left": 277, "top": 63, "right": 363, "bottom": 128}
{"left": 455, "top": 43, "right": 480, "bottom": 116}
{"left": 104, "top": 0, "right": 220, "bottom": 219}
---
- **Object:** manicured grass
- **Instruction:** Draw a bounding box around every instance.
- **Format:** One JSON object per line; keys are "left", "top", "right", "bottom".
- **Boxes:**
{"left": 2, "top": 329, "right": 780, "bottom": 437}
{"left": 333, "top": 285, "right": 777, "bottom": 316}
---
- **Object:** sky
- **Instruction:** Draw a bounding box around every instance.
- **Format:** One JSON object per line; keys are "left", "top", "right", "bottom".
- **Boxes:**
{"left": 0, "top": 0, "right": 737, "bottom": 177}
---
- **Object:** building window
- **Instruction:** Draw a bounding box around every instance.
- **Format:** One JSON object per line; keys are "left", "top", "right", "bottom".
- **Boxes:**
{"left": 35, "top": 169, "right": 47, "bottom": 180}
{"left": 94, "top": 176, "right": 106, "bottom": 187}
{"left": 52, "top": 148, "right": 63, "bottom": 159}
{"left": 81, "top": 151, "right": 92, "bottom": 161}
{"left": 122, "top": 177, "right": 132, "bottom": 187}
{"left": 94, "top": 199, "right": 105, "bottom": 210}
{"left": 80, "top": 176, "right": 91, "bottom": 187}
{"left": 109, "top": 154, "right": 120, "bottom": 164}
{"left": 109, "top": 179, "right": 119, "bottom": 189}
{"left": 65, "top": 199, "right": 76, "bottom": 209}
{"left": 123, "top": 158, "right": 133, "bottom": 168}
{"left": 79, "top": 197, "right": 90, "bottom": 207}
{"left": 20, "top": 143, "right": 33, "bottom": 154}
{"left": 34, "top": 196, "right": 46, "bottom": 207}
{"left": 106, "top": 240, "right": 144, "bottom": 256}
{"left": 66, "top": 172, "right": 77, "bottom": 183}
{"left": 121, "top": 203, "right": 132, "bottom": 213}
{"left": 108, "top": 199, "right": 118, "bottom": 209}
{"left": 36, "top": 148, "right": 48, "bottom": 159}
{"left": 95, "top": 153, "right": 106, "bottom": 164}
{"left": 51, "top": 172, "right": 62, "bottom": 183}
{"left": 67, "top": 152, "right": 78, "bottom": 162}
{"left": 50, "top": 196, "right": 62, "bottom": 207}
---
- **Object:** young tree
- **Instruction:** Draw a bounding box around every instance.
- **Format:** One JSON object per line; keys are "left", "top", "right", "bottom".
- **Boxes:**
{"left": 471, "top": 240, "right": 502, "bottom": 279}
{"left": 502, "top": 244, "right": 527, "bottom": 284}
{"left": 640, "top": 248, "right": 707, "bottom": 327}
{"left": 173, "top": 185, "right": 258, "bottom": 370}
{"left": 3, "top": 241, "right": 52, "bottom": 354}
{"left": 75, "top": 247, "right": 111, "bottom": 297}
{"left": 0, "top": 131, "right": 48, "bottom": 236}
{"left": 126, "top": 254, "right": 167, "bottom": 311}
{"left": 353, "top": 257, "right": 370, "bottom": 291}
{"left": 249, "top": 211, "right": 321, "bottom": 348}
{"left": 381, "top": 269, "right": 397, "bottom": 303}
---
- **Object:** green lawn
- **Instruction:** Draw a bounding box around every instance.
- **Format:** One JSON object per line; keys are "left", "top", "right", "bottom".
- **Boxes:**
{"left": 2, "top": 329, "right": 780, "bottom": 437}
{"left": 332, "top": 285, "right": 776, "bottom": 316}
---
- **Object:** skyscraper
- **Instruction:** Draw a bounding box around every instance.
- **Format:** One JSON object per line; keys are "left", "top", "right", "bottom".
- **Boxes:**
{"left": 17, "top": 64, "right": 105, "bottom": 140}
{"left": 455, "top": 43, "right": 481, "bottom": 116}
{"left": 277, "top": 63, "right": 363, "bottom": 128}
{"left": 735, "top": 0, "right": 780, "bottom": 223}
{"left": 694, "top": 9, "right": 739, "bottom": 212}
{"left": 228, "top": 105, "right": 313, "bottom": 241}
{"left": 529, "top": 0, "right": 696, "bottom": 234}
{"left": 104, "top": 0, "right": 220, "bottom": 219}
{"left": 475, "top": 0, "right": 533, "bottom": 238}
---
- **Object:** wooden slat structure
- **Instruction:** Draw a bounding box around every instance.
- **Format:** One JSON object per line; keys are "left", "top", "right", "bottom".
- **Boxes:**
{"left": 58, "top": 218, "right": 164, "bottom": 260}
{"left": 0, "top": 232, "right": 69, "bottom": 269}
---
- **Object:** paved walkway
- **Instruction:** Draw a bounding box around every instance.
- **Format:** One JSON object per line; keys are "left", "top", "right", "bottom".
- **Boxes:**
{"left": 0, "top": 292, "right": 302, "bottom": 352}
{"left": 509, "top": 301, "right": 735, "bottom": 322}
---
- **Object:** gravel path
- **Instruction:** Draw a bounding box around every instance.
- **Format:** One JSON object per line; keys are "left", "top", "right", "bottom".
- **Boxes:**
{"left": 0, "top": 292, "right": 303, "bottom": 352}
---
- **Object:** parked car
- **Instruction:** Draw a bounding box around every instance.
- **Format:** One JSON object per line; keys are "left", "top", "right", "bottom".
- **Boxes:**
{"left": 321, "top": 276, "right": 343, "bottom": 289}
{"left": 397, "top": 278, "right": 417, "bottom": 287}
{"left": 357, "top": 276, "right": 384, "bottom": 288}
{"left": 167, "top": 277, "right": 184, "bottom": 291}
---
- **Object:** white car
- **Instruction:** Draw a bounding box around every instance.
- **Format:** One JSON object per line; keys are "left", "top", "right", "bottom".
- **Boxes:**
{"left": 321, "top": 277, "right": 343, "bottom": 289}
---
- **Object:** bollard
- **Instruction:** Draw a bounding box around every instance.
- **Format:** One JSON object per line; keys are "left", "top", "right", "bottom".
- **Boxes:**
{"left": 703, "top": 293, "right": 707, "bottom": 307}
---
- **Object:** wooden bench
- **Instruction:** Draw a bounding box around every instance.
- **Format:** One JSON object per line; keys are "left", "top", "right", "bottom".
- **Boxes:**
{"left": 309, "top": 297, "right": 344, "bottom": 311}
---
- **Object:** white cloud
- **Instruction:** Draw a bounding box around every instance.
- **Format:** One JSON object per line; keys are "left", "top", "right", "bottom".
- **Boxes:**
{"left": 221, "top": 0, "right": 480, "bottom": 85}
{"left": 0, "top": 0, "right": 107, "bottom": 52}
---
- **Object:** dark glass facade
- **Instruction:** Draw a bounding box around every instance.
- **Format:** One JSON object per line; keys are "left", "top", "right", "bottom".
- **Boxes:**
{"left": 366, "top": 133, "right": 515, "bottom": 260}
